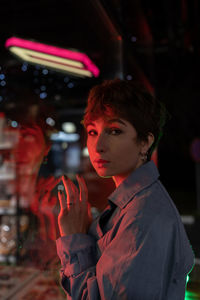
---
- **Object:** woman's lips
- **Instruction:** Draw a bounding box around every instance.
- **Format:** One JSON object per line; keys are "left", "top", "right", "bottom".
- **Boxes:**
{"left": 94, "top": 159, "right": 110, "bottom": 168}
{"left": 94, "top": 159, "right": 110, "bottom": 163}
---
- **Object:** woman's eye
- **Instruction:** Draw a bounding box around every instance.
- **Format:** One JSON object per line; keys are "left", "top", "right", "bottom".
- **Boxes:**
{"left": 87, "top": 128, "right": 122, "bottom": 136}
{"left": 87, "top": 130, "right": 97, "bottom": 136}
{"left": 108, "top": 128, "right": 122, "bottom": 135}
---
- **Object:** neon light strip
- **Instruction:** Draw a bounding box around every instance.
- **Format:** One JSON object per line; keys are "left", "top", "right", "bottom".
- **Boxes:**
{"left": 11, "top": 47, "right": 84, "bottom": 68}
{"left": 5, "top": 37, "right": 100, "bottom": 77}
{"left": 9, "top": 47, "right": 92, "bottom": 77}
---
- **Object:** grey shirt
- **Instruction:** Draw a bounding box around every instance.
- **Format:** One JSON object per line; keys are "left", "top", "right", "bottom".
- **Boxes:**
{"left": 56, "top": 161, "right": 194, "bottom": 300}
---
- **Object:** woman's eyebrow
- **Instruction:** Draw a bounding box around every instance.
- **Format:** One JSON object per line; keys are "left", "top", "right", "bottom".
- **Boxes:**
{"left": 85, "top": 119, "right": 127, "bottom": 128}
{"left": 107, "top": 119, "right": 127, "bottom": 126}
{"left": 86, "top": 122, "right": 95, "bottom": 128}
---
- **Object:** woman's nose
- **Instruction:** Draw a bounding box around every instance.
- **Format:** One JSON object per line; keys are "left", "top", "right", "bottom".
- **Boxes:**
{"left": 96, "top": 134, "right": 107, "bottom": 153}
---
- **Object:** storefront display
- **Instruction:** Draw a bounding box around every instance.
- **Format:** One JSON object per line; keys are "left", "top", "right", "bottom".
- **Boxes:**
{"left": 0, "top": 261, "right": 66, "bottom": 300}
{"left": 0, "top": 115, "right": 21, "bottom": 263}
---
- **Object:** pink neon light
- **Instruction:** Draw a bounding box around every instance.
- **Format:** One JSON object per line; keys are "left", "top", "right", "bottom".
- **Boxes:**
{"left": 5, "top": 37, "right": 100, "bottom": 77}
{"left": 31, "top": 53, "right": 85, "bottom": 71}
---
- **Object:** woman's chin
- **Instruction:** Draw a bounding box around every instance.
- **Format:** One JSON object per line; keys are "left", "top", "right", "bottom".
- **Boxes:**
{"left": 95, "top": 168, "right": 112, "bottom": 178}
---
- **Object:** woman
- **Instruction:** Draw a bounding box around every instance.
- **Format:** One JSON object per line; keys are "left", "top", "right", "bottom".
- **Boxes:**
{"left": 56, "top": 79, "right": 194, "bottom": 299}
{"left": 2, "top": 93, "right": 60, "bottom": 261}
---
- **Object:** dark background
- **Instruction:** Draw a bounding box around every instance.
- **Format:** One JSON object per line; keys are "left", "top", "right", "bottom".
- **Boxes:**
{"left": 0, "top": 0, "right": 200, "bottom": 215}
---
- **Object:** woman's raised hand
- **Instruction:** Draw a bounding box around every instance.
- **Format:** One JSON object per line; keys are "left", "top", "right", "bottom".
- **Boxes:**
{"left": 58, "top": 174, "right": 92, "bottom": 237}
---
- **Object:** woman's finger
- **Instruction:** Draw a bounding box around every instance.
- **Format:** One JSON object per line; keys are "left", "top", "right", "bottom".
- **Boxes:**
{"left": 58, "top": 190, "right": 67, "bottom": 210}
{"left": 45, "top": 176, "right": 61, "bottom": 190}
{"left": 41, "top": 190, "right": 51, "bottom": 205}
{"left": 62, "top": 176, "right": 77, "bottom": 207}
{"left": 76, "top": 174, "right": 88, "bottom": 202}
{"left": 68, "top": 179, "right": 79, "bottom": 202}
{"left": 45, "top": 176, "right": 55, "bottom": 186}
{"left": 50, "top": 177, "right": 62, "bottom": 190}
{"left": 37, "top": 177, "right": 45, "bottom": 187}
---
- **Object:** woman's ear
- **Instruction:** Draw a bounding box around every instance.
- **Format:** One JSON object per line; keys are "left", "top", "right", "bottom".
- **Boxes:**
{"left": 141, "top": 132, "right": 154, "bottom": 153}
{"left": 147, "top": 132, "right": 154, "bottom": 150}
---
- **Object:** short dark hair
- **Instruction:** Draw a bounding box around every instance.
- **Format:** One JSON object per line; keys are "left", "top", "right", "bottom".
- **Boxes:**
{"left": 83, "top": 78, "right": 168, "bottom": 160}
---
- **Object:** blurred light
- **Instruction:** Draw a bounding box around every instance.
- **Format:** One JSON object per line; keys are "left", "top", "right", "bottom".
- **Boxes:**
{"left": 46, "top": 117, "right": 55, "bottom": 126}
{"left": 195, "top": 257, "right": 200, "bottom": 264}
{"left": 186, "top": 275, "right": 190, "bottom": 283}
{"left": 126, "top": 75, "right": 132, "bottom": 80}
{"left": 1, "top": 237, "right": 8, "bottom": 243}
{"left": 11, "top": 120, "right": 18, "bottom": 128}
{"left": 61, "top": 142, "right": 68, "bottom": 149}
{"left": 42, "top": 68, "right": 48, "bottom": 75}
{"left": 21, "top": 63, "right": 28, "bottom": 71}
{"left": 62, "top": 122, "right": 76, "bottom": 133}
{"left": 67, "top": 82, "right": 74, "bottom": 88}
{"left": 131, "top": 36, "right": 137, "bottom": 42}
{"left": 54, "top": 94, "right": 61, "bottom": 101}
{"left": 181, "top": 215, "right": 195, "bottom": 225}
{"left": 40, "top": 92, "right": 47, "bottom": 99}
{"left": 5, "top": 37, "right": 100, "bottom": 78}
{"left": 2, "top": 225, "right": 10, "bottom": 232}
{"left": 40, "top": 85, "right": 46, "bottom": 91}
{"left": 51, "top": 131, "right": 80, "bottom": 142}
{"left": 64, "top": 77, "right": 69, "bottom": 83}
{"left": 185, "top": 291, "right": 199, "bottom": 300}
{"left": 0, "top": 96, "right": 3, "bottom": 102}
{"left": 0, "top": 81, "right": 6, "bottom": 86}
{"left": 82, "top": 147, "right": 89, "bottom": 157}
{"left": 0, "top": 74, "right": 5, "bottom": 80}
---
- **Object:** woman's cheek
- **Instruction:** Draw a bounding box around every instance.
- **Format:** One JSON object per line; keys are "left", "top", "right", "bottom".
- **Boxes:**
{"left": 87, "top": 142, "right": 93, "bottom": 158}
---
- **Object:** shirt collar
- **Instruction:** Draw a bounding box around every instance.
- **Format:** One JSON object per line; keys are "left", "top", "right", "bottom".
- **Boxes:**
{"left": 108, "top": 161, "right": 160, "bottom": 209}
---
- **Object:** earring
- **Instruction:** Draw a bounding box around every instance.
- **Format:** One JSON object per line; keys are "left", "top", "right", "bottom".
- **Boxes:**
{"left": 140, "top": 152, "right": 148, "bottom": 162}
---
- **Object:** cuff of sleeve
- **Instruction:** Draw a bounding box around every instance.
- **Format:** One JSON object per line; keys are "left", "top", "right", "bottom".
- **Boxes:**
{"left": 56, "top": 233, "right": 96, "bottom": 277}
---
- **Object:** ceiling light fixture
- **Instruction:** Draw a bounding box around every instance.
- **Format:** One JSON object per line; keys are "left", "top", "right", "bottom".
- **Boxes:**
{"left": 5, "top": 37, "right": 100, "bottom": 78}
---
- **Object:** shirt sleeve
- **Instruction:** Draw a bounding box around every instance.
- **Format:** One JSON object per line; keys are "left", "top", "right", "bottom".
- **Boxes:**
{"left": 56, "top": 233, "right": 100, "bottom": 299}
{"left": 56, "top": 212, "right": 193, "bottom": 300}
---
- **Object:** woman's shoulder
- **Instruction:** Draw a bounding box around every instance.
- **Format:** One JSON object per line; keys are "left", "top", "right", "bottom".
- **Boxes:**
{"left": 123, "top": 179, "right": 183, "bottom": 230}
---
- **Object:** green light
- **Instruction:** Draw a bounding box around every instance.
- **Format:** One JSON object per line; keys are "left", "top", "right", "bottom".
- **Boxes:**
{"left": 186, "top": 275, "right": 190, "bottom": 283}
{"left": 185, "top": 290, "right": 199, "bottom": 299}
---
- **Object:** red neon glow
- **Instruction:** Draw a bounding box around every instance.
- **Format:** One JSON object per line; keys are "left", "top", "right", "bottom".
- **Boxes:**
{"left": 151, "top": 149, "right": 158, "bottom": 167}
{"left": 5, "top": 37, "right": 100, "bottom": 77}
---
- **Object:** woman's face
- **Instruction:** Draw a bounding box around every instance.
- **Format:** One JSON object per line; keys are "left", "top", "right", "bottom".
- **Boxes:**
{"left": 14, "top": 125, "right": 48, "bottom": 175}
{"left": 86, "top": 116, "right": 152, "bottom": 187}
